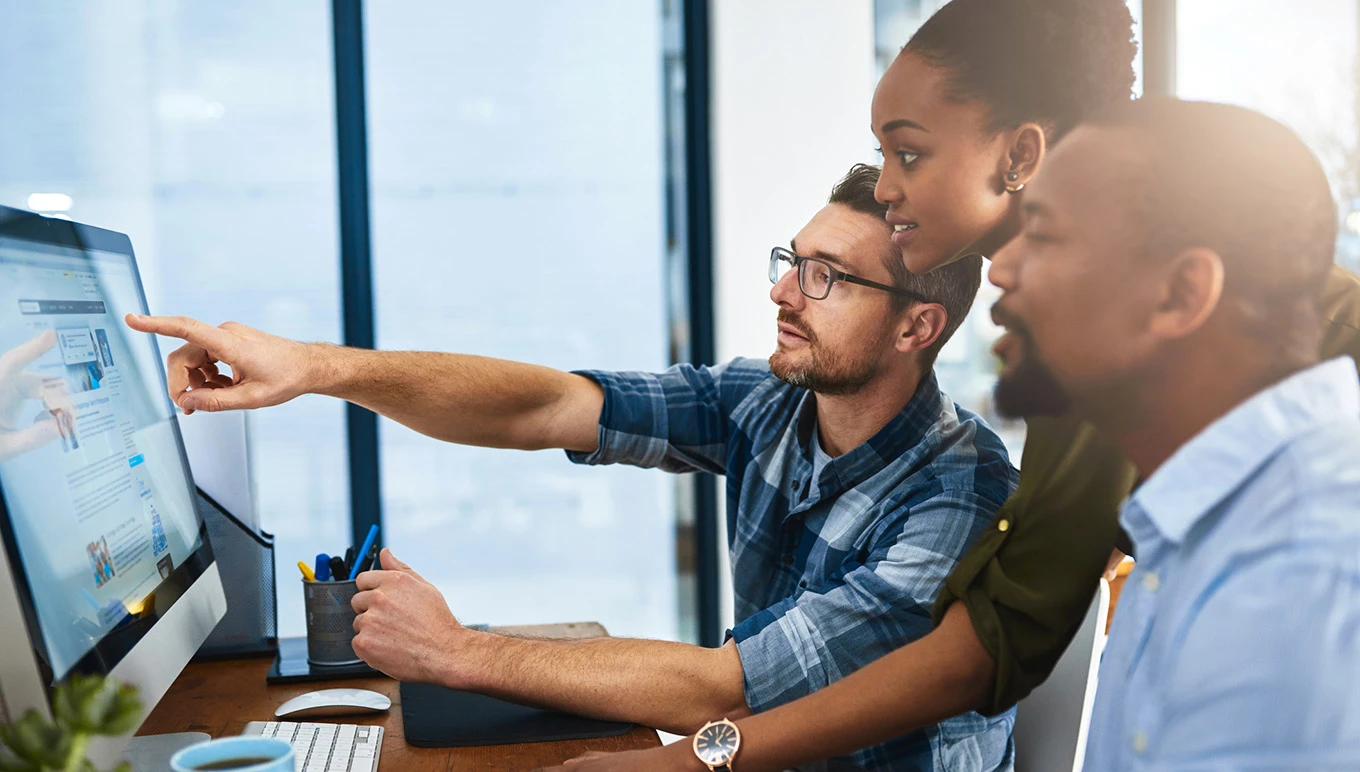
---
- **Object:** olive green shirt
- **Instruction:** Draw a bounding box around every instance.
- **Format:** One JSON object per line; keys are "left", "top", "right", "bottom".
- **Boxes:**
{"left": 934, "top": 264, "right": 1360, "bottom": 715}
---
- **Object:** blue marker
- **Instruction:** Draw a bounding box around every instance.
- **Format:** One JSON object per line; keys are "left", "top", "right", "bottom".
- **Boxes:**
{"left": 314, "top": 553, "right": 332, "bottom": 582}
{"left": 349, "top": 525, "right": 379, "bottom": 580}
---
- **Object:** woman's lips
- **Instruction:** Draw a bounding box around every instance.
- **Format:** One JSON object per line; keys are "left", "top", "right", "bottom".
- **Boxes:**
{"left": 891, "top": 223, "right": 919, "bottom": 248}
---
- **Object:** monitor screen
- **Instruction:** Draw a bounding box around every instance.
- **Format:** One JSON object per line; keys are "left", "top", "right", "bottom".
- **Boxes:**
{"left": 0, "top": 214, "right": 212, "bottom": 683}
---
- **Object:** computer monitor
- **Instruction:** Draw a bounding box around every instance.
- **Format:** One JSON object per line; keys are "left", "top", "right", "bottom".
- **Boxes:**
{"left": 0, "top": 206, "right": 226, "bottom": 765}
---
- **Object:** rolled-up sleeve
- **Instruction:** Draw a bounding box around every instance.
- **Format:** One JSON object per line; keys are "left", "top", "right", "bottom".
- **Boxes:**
{"left": 732, "top": 489, "right": 1002, "bottom": 712}
{"left": 933, "top": 414, "right": 1137, "bottom": 715}
{"left": 565, "top": 361, "right": 744, "bottom": 475}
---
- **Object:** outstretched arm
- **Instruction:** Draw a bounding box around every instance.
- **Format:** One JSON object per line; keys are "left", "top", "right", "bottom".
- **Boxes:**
{"left": 124, "top": 314, "right": 602, "bottom": 451}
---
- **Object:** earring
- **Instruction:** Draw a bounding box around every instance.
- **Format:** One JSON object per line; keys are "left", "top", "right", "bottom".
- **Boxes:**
{"left": 1005, "top": 171, "right": 1024, "bottom": 194}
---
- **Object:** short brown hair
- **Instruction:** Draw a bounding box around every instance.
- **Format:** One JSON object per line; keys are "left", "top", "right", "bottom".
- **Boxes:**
{"left": 828, "top": 163, "right": 983, "bottom": 368}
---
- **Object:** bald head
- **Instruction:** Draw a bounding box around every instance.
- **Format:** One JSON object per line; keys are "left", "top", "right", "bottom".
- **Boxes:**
{"left": 988, "top": 98, "right": 1336, "bottom": 427}
{"left": 1086, "top": 99, "right": 1336, "bottom": 360}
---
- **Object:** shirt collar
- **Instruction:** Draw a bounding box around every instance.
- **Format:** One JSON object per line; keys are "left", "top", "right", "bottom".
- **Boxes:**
{"left": 794, "top": 372, "right": 945, "bottom": 494}
{"left": 1130, "top": 357, "right": 1360, "bottom": 545}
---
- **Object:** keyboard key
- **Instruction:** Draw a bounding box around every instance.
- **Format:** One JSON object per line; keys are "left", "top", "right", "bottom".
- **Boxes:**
{"left": 246, "top": 721, "right": 378, "bottom": 772}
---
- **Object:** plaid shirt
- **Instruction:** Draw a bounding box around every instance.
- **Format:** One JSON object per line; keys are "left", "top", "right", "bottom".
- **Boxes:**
{"left": 568, "top": 358, "right": 1018, "bottom": 771}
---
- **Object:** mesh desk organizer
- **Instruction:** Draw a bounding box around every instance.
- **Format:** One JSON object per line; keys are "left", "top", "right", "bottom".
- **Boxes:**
{"left": 193, "top": 488, "right": 278, "bottom": 660}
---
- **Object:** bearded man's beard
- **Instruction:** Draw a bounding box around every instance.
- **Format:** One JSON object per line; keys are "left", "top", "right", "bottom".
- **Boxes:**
{"left": 769, "top": 310, "right": 884, "bottom": 396}
{"left": 992, "top": 304, "right": 1072, "bottom": 419}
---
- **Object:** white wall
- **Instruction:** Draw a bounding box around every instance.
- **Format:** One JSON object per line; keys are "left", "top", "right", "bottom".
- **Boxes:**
{"left": 713, "top": 0, "right": 879, "bottom": 363}
{"left": 710, "top": 0, "right": 878, "bottom": 627}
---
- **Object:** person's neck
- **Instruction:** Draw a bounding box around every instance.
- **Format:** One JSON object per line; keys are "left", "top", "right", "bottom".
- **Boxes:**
{"left": 1092, "top": 343, "right": 1312, "bottom": 480}
{"left": 813, "top": 363, "right": 925, "bottom": 458}
{"left": 968, "top": 205, "right": 1022, "bottom": 260}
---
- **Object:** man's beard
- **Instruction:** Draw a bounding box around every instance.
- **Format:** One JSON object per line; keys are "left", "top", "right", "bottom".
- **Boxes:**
{"left": 769, "top": 310, "right": 881, "bottom": 396}
{"left": 992, "top": 304, "right": 1072, "bottom": 419}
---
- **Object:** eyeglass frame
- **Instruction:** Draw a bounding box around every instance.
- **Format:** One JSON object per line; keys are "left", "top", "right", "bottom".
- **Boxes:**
{"left": 768, "top": 246, "right": 929, "bottom": 303}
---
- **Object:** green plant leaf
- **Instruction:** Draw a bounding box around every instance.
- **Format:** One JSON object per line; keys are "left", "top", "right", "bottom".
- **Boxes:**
{"left": 1, "top": 676, "right": 141, "bottom": 772}
{"left": 0, "top": 742, "right": 43, "bottom": 772}
{"left": 50, "top": 677, "right": 140, "bottom": 737}
{"left": 0, "top": 711, "right": 70, "bottom": 768}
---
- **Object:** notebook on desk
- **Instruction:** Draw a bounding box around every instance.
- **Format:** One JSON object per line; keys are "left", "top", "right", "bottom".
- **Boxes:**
{"left": 400, "top": 681, "right": 635, "bottom": 747}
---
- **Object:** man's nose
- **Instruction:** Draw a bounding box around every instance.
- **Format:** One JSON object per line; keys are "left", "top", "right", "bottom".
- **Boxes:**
{"left": 770, "top": 269, "right": 805, "bottom": 310}
{"left": 988, "top": 235, "right": 1021, "bottom": 292}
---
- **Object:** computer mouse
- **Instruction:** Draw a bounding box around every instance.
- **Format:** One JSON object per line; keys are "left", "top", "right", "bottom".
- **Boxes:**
{"left": 274, "top": 688, "right": 392, "bottom": 718}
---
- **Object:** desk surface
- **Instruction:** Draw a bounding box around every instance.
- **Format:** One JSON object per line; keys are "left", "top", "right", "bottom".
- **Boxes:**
{"left": 139, "top": 622, "right": 661, "bottom": 770}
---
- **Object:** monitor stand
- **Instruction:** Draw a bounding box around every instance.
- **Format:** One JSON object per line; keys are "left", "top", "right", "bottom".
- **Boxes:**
{"left": 119, "top": 732, "right": 211, "bottom": 768}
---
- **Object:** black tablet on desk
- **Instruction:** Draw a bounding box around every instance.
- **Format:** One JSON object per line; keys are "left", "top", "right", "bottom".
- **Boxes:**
{"left": 400, "top": 681, "right": 634, "bottom": 747}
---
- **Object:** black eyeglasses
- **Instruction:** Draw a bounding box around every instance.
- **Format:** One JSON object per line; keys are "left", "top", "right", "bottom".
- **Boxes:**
{"left": 768, "top": 247, "right": 926, "bottom": 302}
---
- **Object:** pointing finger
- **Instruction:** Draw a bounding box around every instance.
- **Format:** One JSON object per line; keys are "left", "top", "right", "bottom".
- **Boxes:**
{"left": 125, "top": 314, "right": 236, "bottom": 359}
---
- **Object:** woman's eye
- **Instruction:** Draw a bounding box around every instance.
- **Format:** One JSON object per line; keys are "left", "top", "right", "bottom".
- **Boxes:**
{"left": 873, "top": 147, "right": 918, "bottom": 168}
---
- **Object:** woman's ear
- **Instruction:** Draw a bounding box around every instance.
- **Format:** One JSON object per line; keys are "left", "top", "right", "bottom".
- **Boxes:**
{"left": 898, "top": 303, "right": 948, "bottom": 356}
{"left": 1001, "top": 122, "right": 1048, "bottom": 191}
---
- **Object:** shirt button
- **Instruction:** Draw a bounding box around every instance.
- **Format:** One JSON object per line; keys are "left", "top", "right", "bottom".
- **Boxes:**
{"left": 782, "top": 555, "right": 795, "bottom": 566}
{"left": 1142, "top": 571, "right": 1161, "bottom": 592}
{"left": 1132, "top": 731, "right": 1148, "bottom": 754}
{"left": 997, "top": 519, "right": 1010, "bottom": 533}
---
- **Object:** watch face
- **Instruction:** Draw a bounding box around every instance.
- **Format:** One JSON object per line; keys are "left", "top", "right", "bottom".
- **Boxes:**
{"left": 694, "top": 721, "right": 739, "bottom": 765}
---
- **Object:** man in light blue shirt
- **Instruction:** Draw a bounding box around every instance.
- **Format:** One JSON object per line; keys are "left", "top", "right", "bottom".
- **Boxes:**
{"left": 987, "top": 97, "right": 1360, "bottom": 770}
{"left": 1087, "top": 356, "right": 1360, "bottom": 769}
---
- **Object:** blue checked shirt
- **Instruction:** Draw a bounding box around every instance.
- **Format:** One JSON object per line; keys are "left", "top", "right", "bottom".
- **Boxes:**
{"left": 568, "top": 358, "right": 1019, "bottom": 771}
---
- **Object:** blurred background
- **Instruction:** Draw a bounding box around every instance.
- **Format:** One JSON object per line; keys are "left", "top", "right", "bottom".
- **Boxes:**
{"left": 1, "top": 0, "right": 1355, "bottom": 645}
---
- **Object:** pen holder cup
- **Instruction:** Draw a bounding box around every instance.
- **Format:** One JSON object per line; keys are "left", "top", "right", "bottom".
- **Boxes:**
{"left": 303, "top": 578, "right": 363, "bottom": 667}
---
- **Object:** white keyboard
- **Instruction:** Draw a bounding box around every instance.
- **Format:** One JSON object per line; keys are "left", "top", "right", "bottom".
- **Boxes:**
{"left": 243, "top": 720, "right": 383, "bottom": 772}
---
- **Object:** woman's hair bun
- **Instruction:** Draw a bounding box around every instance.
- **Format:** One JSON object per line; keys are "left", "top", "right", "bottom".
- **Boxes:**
{"left": 904, "top": 0, "right": 1138, "bottom": 141}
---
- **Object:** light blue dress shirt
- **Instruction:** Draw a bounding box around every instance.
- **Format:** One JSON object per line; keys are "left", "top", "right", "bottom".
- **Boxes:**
{"left": 1084, "top": 357, "right": 1360, "bottom": 771}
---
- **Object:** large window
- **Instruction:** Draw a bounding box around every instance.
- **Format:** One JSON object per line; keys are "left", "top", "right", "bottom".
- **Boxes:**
{"left": 1177, "top": 0, "right": 1360, "bottom": 272}
{"left": 363, "top": 1, "right": 678, "bottom": 639}
{"left": 0, "top": 2, "right": 349, "bottom": 637}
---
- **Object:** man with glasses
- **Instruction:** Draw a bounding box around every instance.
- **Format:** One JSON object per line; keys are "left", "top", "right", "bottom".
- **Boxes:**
{"left": 126, "top": 164, "right": 1017, "bottom": 770}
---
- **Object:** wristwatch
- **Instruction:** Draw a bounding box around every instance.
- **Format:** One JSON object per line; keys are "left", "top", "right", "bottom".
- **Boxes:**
{"left": 692, "top": 717, "right": 741, "bottom": 771}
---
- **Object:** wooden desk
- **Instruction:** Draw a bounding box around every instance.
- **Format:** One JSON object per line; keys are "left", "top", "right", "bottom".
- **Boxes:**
{"left": 139, "top": 622, "right": 661, "bottom": 770}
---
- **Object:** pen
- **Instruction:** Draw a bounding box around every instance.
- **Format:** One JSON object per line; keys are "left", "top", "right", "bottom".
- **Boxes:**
{"left": 297, "top": 561, "right": 316, "bottom": 582}
{"left": 315, "top": 553, "right": 332, "bottom": 582}
{"left": 329, "top": 556, "right": 348, "bottom": 582}
{"left": 343, "top": 547, "right": 356, "bottom": 577}
{"left": 349, "top": 524, "right": 380, "bottom": 580}
{"left": 356, "top": 543, "right": 378, "bottom": 574}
